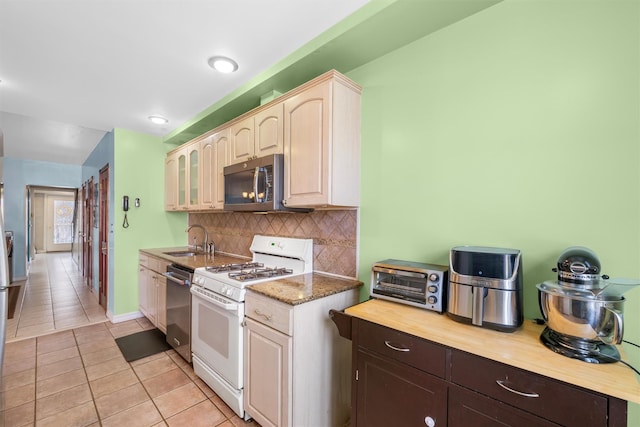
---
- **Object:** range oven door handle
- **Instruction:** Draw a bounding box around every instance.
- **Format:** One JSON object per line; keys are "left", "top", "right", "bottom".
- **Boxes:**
{"left": 162, "top": 272, "right": 189, "bottom": 286}
{"left": 191, "top": 287, "right": 240, "bottom": 313}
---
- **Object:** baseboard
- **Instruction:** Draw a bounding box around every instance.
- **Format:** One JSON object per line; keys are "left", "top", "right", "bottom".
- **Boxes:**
{"left": 108, "top": 310, "right": 144, "bottom": 324}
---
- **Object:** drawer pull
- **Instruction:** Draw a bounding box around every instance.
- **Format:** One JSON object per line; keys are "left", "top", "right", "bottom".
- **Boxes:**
{"left": 254, "top": 309, "right": 273, "bottom": 322}
{"left": 384, "top": 340, "right": 410, "bottom": 352}
{"left": 496, "top": 380, "right": 540, "bottom": 398}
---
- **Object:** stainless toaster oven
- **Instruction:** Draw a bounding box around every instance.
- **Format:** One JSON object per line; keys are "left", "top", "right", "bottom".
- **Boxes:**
{"left": 370, "top": 259, "right": 448, "bottom": 313}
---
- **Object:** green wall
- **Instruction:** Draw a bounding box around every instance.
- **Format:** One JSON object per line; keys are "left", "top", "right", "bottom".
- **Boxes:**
{"left": 348, "top": 0, "right": 639, "bottom": 422}
{"left": 113, "top": 129, "right": 187, "bottom": 316}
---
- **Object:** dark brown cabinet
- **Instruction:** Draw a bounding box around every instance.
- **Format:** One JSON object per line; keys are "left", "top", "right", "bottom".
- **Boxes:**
{"left": 356, "top": 349, "right": 447, "bottom": 427}
{"left": 353, "top": 320, "right": 447, "bottom": 427}
{"left": 449, "top": 384, "right": 559, "bottom": 427}
{"left": 450, "top": 349, "right": 610, "bottom": 427}
{"left": 348, "top": 317, "right": 627, "bottom": 427}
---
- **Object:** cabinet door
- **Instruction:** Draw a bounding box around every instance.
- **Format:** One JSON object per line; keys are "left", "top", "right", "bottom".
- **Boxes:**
{"left": 229, "top": 116, "right": 254, "bottom": 165}
{"left": 176, "top": 147, "right": 188, "bottom": 210}
{"left": 283, "top": 81, "right": 331, "bottom": 207}
{"left": 138, "top": 265, "right": 150, "bottom": 317}
{"left": 255, "top": 103, "right": 283, "bottom": 158}
{"left": 188, "top": 144, "right": 199, "bottom": 207}
{"left": 147, "top": 271, "right": 158, "bottom": 324}
{"left": 200, "top": 136, "right": 215, "bottom": 209}
{"left": 164, "top": 154, "right": 178, "bottom": 210}
{"left": 156, "top": 276, "right": 166, "bottom": 333}
{"left": 214, "top": 128, "right": 229, "bottom": 208}
{"left": 355, "top": 349, "right": 447, "bottom": 427}
{"left": 244, "top": 317, "right": 292, "bottom": 427}
{"left": 449, "top": 384, "right": 559, "bottom": 427}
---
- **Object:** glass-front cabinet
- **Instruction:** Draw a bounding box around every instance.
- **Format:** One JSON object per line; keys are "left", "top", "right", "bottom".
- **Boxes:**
{"left": 167, "top": 141, "right": 201, "bottom": 211}
{"left": 189, "top": 146, "right": 198, "bottom": 206}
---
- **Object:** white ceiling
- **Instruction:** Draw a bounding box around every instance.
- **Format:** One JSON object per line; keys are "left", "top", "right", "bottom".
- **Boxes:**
{"left": 0, "top": 0, "right": 369, "bottom": 165}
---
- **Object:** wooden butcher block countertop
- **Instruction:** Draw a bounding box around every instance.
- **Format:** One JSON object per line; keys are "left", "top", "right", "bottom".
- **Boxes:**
{"left": 345, "top": 299, "right": 640, "bottom": 404}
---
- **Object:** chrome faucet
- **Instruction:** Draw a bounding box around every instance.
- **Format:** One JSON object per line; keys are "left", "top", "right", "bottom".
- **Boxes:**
{"left": 185, "top": 224, "right": 208, "bottom": 252}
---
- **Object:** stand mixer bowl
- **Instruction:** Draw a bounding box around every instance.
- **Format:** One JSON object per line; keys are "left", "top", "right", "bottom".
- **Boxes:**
{"left": 538, "top": 281, "right": 624, "bottom": 345}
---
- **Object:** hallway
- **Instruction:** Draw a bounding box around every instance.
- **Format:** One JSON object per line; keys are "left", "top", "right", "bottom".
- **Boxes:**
{"left": 6, "top": 252, "right": 108, "bottom": 342}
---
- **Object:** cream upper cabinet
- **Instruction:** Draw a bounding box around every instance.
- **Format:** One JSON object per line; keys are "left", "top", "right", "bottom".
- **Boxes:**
{"left": 165, "top": 70, "right": 360, "bottom": 211}
{"left": 282, "top": 72, "right": 361, "bottom": 208}
{"left": 229, "top": 116, "right": 254, "bottom": 165}
{"left": 164, "top": 153, "right": 178, "bottom": 210}
{"left": 170, "top": 141, "right": 201, "bottom": 211}
{"left": 255, "top": 103, "right": 283, "bottom": 158}
{"left": 200, "top": 128, "right": 228, "bottom": 210}
{"left": 228, "top": 103, "right": 283, "bottom": 165}
{"left": 200, "top": 136, "right": 215, "bottom": 210}
{"left": 188, "top": 144, "right": 199, "bottom": 207}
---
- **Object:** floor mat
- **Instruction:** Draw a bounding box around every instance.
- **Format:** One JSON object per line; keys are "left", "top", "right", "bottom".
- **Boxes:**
{"left": 115, "top": 328, "right": 172, "bottom": 362}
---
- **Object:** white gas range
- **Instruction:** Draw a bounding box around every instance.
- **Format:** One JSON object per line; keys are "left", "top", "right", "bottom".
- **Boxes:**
{"left": 190, "top": 235, "right": 313, "bottom": 420}
{"left": 192, "top": 234, "right": 313, "bottom": 302}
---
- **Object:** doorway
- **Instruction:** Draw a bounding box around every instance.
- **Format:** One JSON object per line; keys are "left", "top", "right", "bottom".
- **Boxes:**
{"left": 27, "top": 186, "right": 77, "bottom": 256}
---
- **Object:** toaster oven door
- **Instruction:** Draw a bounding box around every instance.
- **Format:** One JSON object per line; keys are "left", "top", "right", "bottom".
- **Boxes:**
{"left": 371, "top": 268, "right": 428, "bottom": 305}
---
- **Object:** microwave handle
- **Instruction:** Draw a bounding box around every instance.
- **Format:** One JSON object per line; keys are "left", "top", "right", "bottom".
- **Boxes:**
{"left": 253, "top": 167, "right": 261, "bottom": 202}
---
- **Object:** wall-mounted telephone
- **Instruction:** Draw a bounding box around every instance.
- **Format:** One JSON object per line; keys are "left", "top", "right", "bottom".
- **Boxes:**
{"left": 122, "top": 196, "right": 129, "bottom": 228}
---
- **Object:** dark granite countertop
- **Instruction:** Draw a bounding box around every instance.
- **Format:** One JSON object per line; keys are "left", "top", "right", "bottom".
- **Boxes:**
{"left": 247, "top": 273, "right": 363, "bottom": 305}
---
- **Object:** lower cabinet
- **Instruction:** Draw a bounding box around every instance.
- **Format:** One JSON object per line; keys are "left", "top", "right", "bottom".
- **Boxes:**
{"left": 244, "top": 317, "right": 292, "bottom": 427}
{"left": 355, "top": 349, "right": 447, "bottom": 427}
{"left": 350, "top": 318, "right": 627, "bottom": 427}
{"left": 449, "top": 384, "right": 559, "bottom": 427}
{"left": 244, "top": 289, "right": 358, "bottom": 427}
{"left": 138, "top": 253, "right": 168, "bottom": 333}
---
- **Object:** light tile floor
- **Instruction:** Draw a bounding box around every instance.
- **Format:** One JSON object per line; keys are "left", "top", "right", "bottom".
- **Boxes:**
{"left": 1, "top": 252, "right": 259, "bottom": 427}
{"left": 7, "top": 252, "right": 108, "bottom": 341}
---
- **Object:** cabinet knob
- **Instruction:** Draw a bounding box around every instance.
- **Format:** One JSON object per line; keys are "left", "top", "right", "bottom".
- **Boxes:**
{"left": 424, "top": 416, "right": 435, "bottom": 427}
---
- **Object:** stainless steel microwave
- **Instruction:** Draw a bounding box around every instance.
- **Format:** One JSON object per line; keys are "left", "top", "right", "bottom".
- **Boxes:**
{"left": 223, "top": 154, "right": 285, "bottom": 212}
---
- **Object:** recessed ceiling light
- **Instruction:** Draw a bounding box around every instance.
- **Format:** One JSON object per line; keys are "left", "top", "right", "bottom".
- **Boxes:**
{"left": 208, "top": 56, "right": 239, "bottom": 73}
{"left": 148, "top": 115, "right": 168, "bottom": 125}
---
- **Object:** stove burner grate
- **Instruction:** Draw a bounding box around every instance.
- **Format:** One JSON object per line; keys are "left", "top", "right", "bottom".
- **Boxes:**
{"left": 205, "top": 262, "right": 264, "bottom": 273}
{"left": 540, "top": 327, "right": 620, "bottom": 364}
{"left": 228, "top": 267, "right": 294, "bottom": 282}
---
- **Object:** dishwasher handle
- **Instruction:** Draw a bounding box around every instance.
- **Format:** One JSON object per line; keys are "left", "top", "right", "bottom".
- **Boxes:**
{"left": 162, "top": 272, "right": 190, "bottom": 286}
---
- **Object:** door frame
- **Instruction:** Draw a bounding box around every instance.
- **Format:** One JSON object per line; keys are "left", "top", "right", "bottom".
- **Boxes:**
{"left": 82, "top": 177, "right": 94, "bottom": 289}
{"left": 25, "top": 185, "right": 78, "bottom": 261}
{"left": 98, "top": 165, "right": 109, "bottom": 309}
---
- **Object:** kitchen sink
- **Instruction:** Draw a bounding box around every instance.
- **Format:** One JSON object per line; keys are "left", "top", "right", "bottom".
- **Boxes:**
{"left": 163, "top": 250, "right": 205, "bottom": 257}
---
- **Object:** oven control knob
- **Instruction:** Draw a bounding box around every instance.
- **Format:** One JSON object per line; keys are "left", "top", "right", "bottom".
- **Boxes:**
{"left": 427, "top": 296, "right": 438, "bottom": 304}
{"left": 427, "top": 285, "right": 438, "bottom": 293}
{"left": 221, "top": 286, "right": 228, "bottom": 294}
{"left": 226, "top": 288, "right": 234, "bottom": 296}
{"left": 428, "top": 273, "right": 439, "bottom": 282}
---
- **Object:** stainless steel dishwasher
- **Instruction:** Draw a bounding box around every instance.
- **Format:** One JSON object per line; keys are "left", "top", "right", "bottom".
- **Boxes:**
{"left": 164, "top": 264, "right": 193, "bottom": 362}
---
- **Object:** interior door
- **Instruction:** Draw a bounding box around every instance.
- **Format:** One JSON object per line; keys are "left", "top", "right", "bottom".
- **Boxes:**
{"left": 83, "top": 178, "right": 94, "bottom": 288}
{"left": 98, "top": 166, "right": 109, "bottom": 309}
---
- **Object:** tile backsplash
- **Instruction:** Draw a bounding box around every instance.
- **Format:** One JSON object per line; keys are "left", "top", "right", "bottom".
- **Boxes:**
{"left": 190, "top": 210, "right": 358, "bottom": 278}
